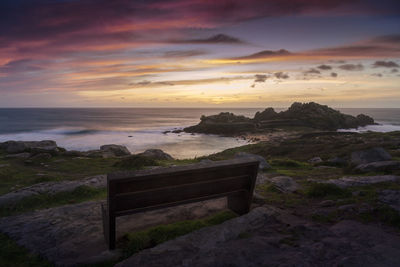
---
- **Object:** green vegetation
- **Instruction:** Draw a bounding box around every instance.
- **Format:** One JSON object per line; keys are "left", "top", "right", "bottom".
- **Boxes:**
{"left": 0, "top": 233, "right": 52, "bottom": 267}
{"left": 121, "top": 211, "right": 236, "bottom": 257}
{"left": 0, "top": 186, "right": 106, "bottom": 217}
{"left": 0, "top": 155, "right": 120, "bottom": 195}
{"left": 113, "top": 155, "right": 158, "bottom": 169}
{"left": 305, "top": 183, "right": 350, "bottom": 198}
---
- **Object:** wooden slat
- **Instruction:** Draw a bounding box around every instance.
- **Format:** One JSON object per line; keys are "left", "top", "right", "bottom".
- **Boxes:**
{"left": 113, "top": 165, "right": 255, "bottom": 194}
{"left": 113, "top": 175, "right": 251, "bottom": 212}
{"left": 108, "top": 158, "right": 259, "bottom": 182}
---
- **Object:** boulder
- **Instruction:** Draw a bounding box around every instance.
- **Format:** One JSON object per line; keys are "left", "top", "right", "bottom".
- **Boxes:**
{"left": 319, "top": 200, "right": 336, "bottom": 207}
{"left": 1, "top": 140, "right": 57, "bottom": 154}
{"left": 270, "top": 176, "right": 299, "bottom": 193}
{"left": 318, "top": 175, "right": 400, "bottom": 188}
{"left": 379, "top": 190, "right": 400, "bottom": 212}
{"left": 354, "top": 161, "right": 400, "bottom": 173}
{"left": 137, "top": 149, "right": 174, "bottom": 160}
{"left": 327, "top": 156, "right": 347, "bottom": 166}
{"left": 30, "top": 153, "right": 52, "bottom": 161}
{"left": 234, "top": 152, "right": 271, "bottom": 170}
{"left": 5, "top": 152, "right": 31, "bottom": 159}
{"left": 100, "top": 144, "right": 130, "bottom": 157}
{"left": 63, "top": 150, "right": 84, "bottom": 157}
{"left": 83, "top": 150, "right": 104, "bottom": 158}
{"left": 308, "top": 157, "right": 322, "bottom": 164}
{"left": 350, "top": 147, "right": 392, "bottom": 165}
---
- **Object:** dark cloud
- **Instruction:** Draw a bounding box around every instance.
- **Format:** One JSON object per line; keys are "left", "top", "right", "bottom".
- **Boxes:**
{"left": 233, "top": 49, "right": 290, "bottom": 60}
{"left": 372, "top": 61, "right": 399, "bottom": 68}
{"left": 317, "top": 64, "right": 332, "bottom": 70}
{"left": 304, "top": 68, "right": 321, "bottom": 75}
{"left": 338, "top": 63, "right": 364, "bottom": 71}
{"left": 254, "top": 74, "right": 269, "bottom": 82}
{"left": 371, "top": 73, "right": 383, "bottom": 77}
{"left": 0, "top": 59, "right": 44, "bottom": 73}
{"left": 392, "top": 68, "right": 399, "bottom": 73}
{"left": 274, "top": 72, "right": 289, "bottom": 79}
{"left": 174, "top": 34, "right": 245, "bottom": 44}
{"left": 331, "top": 72, "right": 338, "bottom": 77}
{"left": 162, "top": 50, "right": 206, "bottom": 58}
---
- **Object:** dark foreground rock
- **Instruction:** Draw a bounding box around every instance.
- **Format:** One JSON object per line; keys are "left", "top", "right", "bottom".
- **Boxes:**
{"left": 137, "top": 149, "right": 174, "bottom": 160}
{"left": 313, "top": 175, "right": 400, "bottom": 188}
{"left": 379, "top": 190, "right": 400, "bottom": 212}
{"left": 351, "top": 147, "right": 392, "bottom": 165}
{"left": 117, "top": 206, "right": 400, "bottom": 267}
{"left": 100, "top": 144, "right": 131, "bottom": 157}
{"left": 234, "top": 152, "right": 271, "bottom": 170}
{"left": 0, "top": 175, "right": 106, "bottom": 207}
{"left": 0, "top": 140, "right": 58, "bottom": 154}
{"left": 0, "top": 199, "right": 226, "bottom": 266}
{"left": 354, "top": 161, "right": 400, "bottom": 173}
{"left": 184, "top": 102, "right": 375, "bottom": 135}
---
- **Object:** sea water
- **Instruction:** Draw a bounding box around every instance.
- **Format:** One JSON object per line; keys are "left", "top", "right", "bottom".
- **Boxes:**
{"left": 0, "top": 108, "right": 399, "bottom": 159}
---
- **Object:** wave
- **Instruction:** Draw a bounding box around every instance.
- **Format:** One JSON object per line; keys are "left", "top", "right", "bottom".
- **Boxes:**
{"left": 338, "top": 123, "right": 400, "bottom": 133}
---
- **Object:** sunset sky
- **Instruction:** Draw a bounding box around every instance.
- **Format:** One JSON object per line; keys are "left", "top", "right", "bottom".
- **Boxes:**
{"left": 0, "top": 0, "right": 399, "bottom": 108}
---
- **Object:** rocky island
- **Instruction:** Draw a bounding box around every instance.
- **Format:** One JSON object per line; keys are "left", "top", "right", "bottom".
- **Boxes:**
{"left": 184, "top": 102, "right": 375, "bottom": 135}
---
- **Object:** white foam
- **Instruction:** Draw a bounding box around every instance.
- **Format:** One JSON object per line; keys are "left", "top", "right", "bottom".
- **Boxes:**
{"left": 338, "top": 124, "right": 400, "bottom": 133}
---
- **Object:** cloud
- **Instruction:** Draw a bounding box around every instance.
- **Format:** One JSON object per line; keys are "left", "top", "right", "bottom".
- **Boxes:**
{"left": 317, "top": 64, "right": 332, "bottom": 70}
{"left": 331, "top": 72, "right": 338, "bottom": 77}
{"left": 338, "top": 63, "right": 364, "bottom": 71}
{"left": 392, "top": 69, "right": 399, "bottom": 73}
{"left": 0, "top": 59, "right": 44, "bottom": 73}
{"left": 274, "top": 72, "right": 289, "bottom": 79}
{"left": 304, "top": 68, "right": 321, "bottom": 75}
{"left": 172, "top": 34, "right": 245, "bottom": 44}
{"left": 162, "top": 50, "right": 206, "bottom": 58}
{"left": 128, "top": 76, "right": 250, "bottom": 88}
{"left": 371, "top": 73, "right": 383, "bottom": 77}
{"left": 254, "top": 74, "right": 269, "bottom": 83}
{"left": 233, "top": 49, "right": 290, "bottom": 60}
{"left": 372, "top": 61, "right": 399, "bottom": 68}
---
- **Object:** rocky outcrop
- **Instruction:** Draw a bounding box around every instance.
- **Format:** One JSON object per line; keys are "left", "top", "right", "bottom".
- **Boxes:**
{"left": 350, "top": 147, "right": 392, "bottom": 165}
{"left": 0, "top": 175, "right": 106, "bottom": 207}
{"left": 269, "top": 176, "right": 299, "bottom": 193}
{"left": 100, "top": 144, "right": 131, "bottom": 157}
{"left": 234, "top": 152, "right": 270, "bottom": 170}
{"left": 254, "top": 102, "right": 375, "bottom": 130}
{"left": 0, "top": 198, "right": 227, "bottom": 266}
{"left": 137, "top": 149, "right": 174, "bottom": 160}
{"left": 379, "top": 190, "right": 400, "bottom": 212}
{"left": 354, "top": 161, "right": 400, "bottom": 173}
{"left": 0, "top": 140, "right": 58, "bottom": 154}
{"left": 117, "top": 207, "right": 400, "bottom": 267}
{"left": 314, "top": 175, "right": 400, "bottom": 188}
{"left": 184, "top": 112, "right": 255, "bottom": 135}
{"left": 184, "top": 102, "right": 375, "bottom": 135}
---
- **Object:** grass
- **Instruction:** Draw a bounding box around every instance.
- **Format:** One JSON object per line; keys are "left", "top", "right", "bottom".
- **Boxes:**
{"left": 0, "top": 155, "right": 120, "bottom": 195}
{"left": 113, "top": 155, "right": 158, "bottom": 169}
{"left": 0, "top": 186, "right": 106, "bottom": 217}
{"left": 305, "top": 183, "right": 350, "bottom": 198}
{"left": 256, "top": 183, "right": 308, "bottom": 208}
{"left": 120, "top": 210, "right": 236, "bottom": 257}
{"left": 0, "top": 233, "right": 52, "bottom": 267}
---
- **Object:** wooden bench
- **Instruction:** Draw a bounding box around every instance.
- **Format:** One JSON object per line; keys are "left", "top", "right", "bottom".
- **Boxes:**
{"left": 101, "top": 158, "right": 259, "bottom": 249}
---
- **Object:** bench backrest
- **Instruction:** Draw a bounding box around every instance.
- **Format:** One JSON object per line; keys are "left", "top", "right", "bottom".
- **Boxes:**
{"left": 106, "top": 158, "right": 259, "bottom": 217}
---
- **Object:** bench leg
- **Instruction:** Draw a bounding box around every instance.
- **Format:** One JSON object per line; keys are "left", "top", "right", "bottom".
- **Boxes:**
{"left": 101, "top": 204, "right": 116, "bottom": 250}
{"left": 227, "top": 191, "right": 250, "bottom": 215}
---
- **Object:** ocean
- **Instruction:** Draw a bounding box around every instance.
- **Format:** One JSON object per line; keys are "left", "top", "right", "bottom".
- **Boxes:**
{"left": 0, "top": 108, "right": 399, "bottom": 159}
